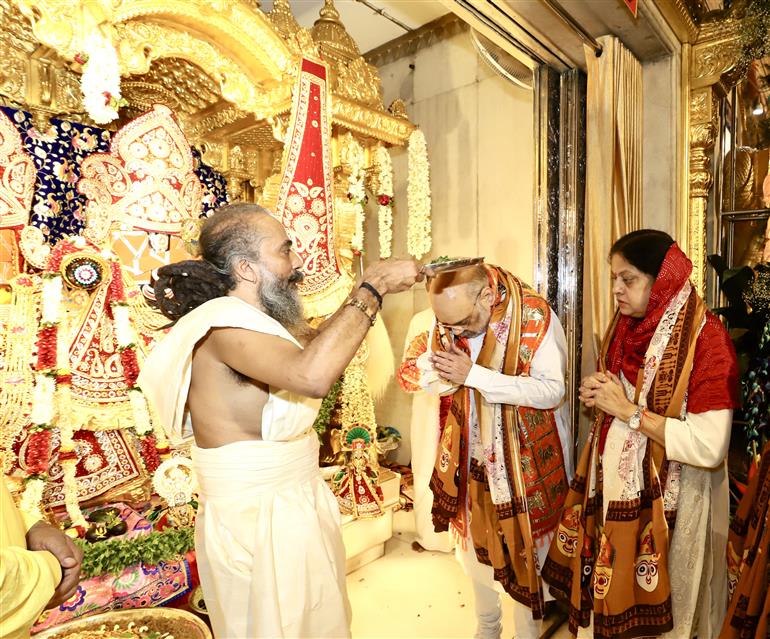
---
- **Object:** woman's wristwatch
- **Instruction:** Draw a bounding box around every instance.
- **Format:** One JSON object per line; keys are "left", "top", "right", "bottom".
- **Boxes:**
{"left": 628, "top": 405, "right": 644, "bottom": 431}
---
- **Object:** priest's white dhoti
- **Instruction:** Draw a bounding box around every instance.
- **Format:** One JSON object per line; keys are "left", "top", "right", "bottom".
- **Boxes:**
{"left": 139, "top": 297, "right": 351, "bottom": 638}
{"left": 192, "top": 434, "right": 350, "bottom": 639}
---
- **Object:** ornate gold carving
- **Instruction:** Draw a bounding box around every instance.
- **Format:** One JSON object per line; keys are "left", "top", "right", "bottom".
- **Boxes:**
{"left": 0, "top": 0, "right": 38, "bottom": 54}
{"left": 267, "top": 0, "right": 320, "bottom": 58}
{"left": 332, "top": 57, "right": 383, "bottom": 110}
{"left": 388, "top": 99, "right": 409, "bottom": 119}
{"left": 688, "top": 87, "right": 719, "bottom": 293}
{"left": 114, "top": 22, "right": 292, "bottom": 119}
{"left": 685, "top": 11, "right": 743, "bottom": 294}
{"left": 696, "top": 14, "right": 739, "bottom": 41}
{"left": 16, "top": 0, "right": 292, "bottom": 82}
{"left": 690, "top": 86, "right": 719, "bottom": 124}
{"left": 654, "top": 0, "right": 699, "bottom": 43}
{"left": 12, "top": 0, "right": 293, "bottom": 117}
{"left": 693, "top": 40, "right": 740, "bottom": 81}
{"left": 121, "top": 81, "right": 185, "bottom": 115}
{"left": 187, "top": 103, "right": 248, "bottom": 138}
{"left": 311, "top": 0, "right": 360, "bottom": 62}
{"left": 228, "top": 124, "right": 279, "bottom": 149}
{"left": 198, "top": 141, "right": 225, "bottom": 172}
{"left": 333, "top": 98, "right": 414, "bottom": 146}
{"left": 8, "top": 0, "right": 413, "bottom": 155}
{"left": 691, "top": 16, "right": 741, "bottom": 89}
{"left": 112, "top": 0, "right": 292, "bottom": 78}
{"left": 54, "top": 66, "right": 83, "bottom": 113}
{"left": 127, "top": 58, "right": 220, "bottom": 115}
{"left": 308, "top": 0, "right": 383, "bottom": 110}
{"left": 268, "top": 0, "right": 301, "bottom": 38}
{"left": 12, "top": 0, "right": 82, "bottom": 60}
{"left": 0, "top": 51, "right": 28, "bottom": 104}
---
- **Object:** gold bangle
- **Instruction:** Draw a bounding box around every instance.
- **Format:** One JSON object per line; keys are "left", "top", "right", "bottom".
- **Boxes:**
{"left": 346, "top": 297, "right": 377, "bottom": 326}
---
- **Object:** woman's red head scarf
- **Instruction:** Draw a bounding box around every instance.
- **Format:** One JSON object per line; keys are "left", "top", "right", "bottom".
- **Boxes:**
{"left": 604, "top": 243, "right": 738, "bottom": 414}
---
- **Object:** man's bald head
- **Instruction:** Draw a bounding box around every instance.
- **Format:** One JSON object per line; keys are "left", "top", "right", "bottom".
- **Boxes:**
{"left": 428, "top": 265, "right": 493, "bottom": 335}
{"left": 428, "top": 264, "right": 488, "bottom": 300}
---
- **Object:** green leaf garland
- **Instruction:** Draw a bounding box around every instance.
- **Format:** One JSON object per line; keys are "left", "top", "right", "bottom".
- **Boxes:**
{"left": 74, "top": 526, "right": 195, "bottom": 578}
{"left": 312, "top": 377, "right": 343, "bottom": 438}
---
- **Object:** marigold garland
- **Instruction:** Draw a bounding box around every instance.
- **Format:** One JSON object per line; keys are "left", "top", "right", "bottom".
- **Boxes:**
{"left": 140, "top": 434, "right": 161, "bottom": 473}
{"left": 406, "top": 129, "right": 433, "bottom": 259}
{"left": 373, "top": 146, "right": 394, "bottom": 259}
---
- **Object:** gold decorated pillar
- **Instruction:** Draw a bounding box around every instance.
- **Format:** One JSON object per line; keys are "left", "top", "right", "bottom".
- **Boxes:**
{"left": 688, "top": 87, "right": 719, "bottom": 292}
{"left": 686, "top": 17, "right": 740, "bottom": 293}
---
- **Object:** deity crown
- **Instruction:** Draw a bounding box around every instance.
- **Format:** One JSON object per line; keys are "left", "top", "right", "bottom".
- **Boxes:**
{"left": 0, "top": 110, "right": 36, "bottom": 229}
{"left": 596, "top": 535, "right": 615, "bottom": 567}
{"left": 638, "top": 521, "right": 657, "bottom": 556}
{"left": 78, "top": 104, "right": 203, "bottom": 238}
{"left": 561, "top": 504, "right": 582, "bottom": 531}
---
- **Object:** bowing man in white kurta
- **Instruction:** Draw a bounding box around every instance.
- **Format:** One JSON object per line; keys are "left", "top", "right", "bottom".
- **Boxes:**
{"left": 409, "top": 309, "right": 573, "bottom": 639}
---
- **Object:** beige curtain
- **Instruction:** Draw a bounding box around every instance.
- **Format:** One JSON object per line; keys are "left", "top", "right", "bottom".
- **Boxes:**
{"left": 580, "top": 36, "right": 643, "bottom": 441}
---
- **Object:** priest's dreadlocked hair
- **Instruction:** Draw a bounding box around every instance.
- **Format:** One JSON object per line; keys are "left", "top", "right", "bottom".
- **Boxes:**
{"left": 154, "top": 202, "right": 271, "bottom": 322}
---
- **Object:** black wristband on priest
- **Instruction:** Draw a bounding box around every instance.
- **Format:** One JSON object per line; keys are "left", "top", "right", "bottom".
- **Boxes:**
{"left": 359, "top": 281, "right": 383, "bottom": 309}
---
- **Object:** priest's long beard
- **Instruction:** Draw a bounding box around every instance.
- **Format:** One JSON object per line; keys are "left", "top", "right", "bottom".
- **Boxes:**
{"left": 257, "top": 265, "right": 309, "bottom": 336}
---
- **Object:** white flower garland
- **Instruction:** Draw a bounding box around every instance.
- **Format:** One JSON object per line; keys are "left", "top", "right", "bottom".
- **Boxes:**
{"left": 21, "top": 274, "right": 62, "bottom": 518}
{"left": 346, "top": 136, "right": 366, "bottom": 255}
{"left": 57, "top": 372, "right": 86, "bottom": 528}
{"left": 129, "top": 389, "right": 153, "bottom": 437}
{"left": 20, "top": 477, "right": 46, "bottom": 520}
{"left": 406, "top": 129, "right": 432, "bottom": 259}
{"left": 29, "top": 374, "right": 55, "bottom": 427}
{"left": 81, "top": 32, "right": 124, "bottom": 125}
{"left": 41, "top": 274, "right": 62, "bottom": 325}
{"left": 112, "top": 303, "right": 135, "bottom": 348}
{"left": 373, "top": 146, "right": 394, "bottom": 259}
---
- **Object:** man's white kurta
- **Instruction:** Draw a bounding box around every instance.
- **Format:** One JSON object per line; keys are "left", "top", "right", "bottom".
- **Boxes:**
{"left": 402, "top": 309, "right": 454, "bottom": 552}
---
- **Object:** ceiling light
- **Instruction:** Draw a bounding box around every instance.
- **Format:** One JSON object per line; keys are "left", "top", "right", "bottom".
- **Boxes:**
{"left": 753, "top": 103, "right": 764, "bottom": 115}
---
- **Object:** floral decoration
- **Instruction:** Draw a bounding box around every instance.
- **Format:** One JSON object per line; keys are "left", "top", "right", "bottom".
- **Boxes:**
{"left": 407, "top": 129, "right": 432, "bottom": 259}
{"left": 373, "top": 146, "right": 394, "bottom": 259}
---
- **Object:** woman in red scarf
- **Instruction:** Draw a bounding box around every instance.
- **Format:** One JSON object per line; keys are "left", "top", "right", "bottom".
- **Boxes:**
{"left": 542, "top": 229, "right": 738, "bottom": 639}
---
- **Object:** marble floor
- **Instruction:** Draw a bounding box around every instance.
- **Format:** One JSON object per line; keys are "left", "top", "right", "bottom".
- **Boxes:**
{"left": 346, "top": 509, "right": 572, "bottom": 639}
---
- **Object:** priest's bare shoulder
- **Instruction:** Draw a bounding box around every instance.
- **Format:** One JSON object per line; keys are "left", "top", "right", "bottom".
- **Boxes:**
{"left": 151, "top": 203, "right": 421, "bottom": 448}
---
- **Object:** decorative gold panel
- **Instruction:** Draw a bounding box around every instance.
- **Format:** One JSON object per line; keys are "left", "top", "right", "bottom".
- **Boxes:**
{"left": 229, "top": 124, "right": 280, "bottom": 149}
{"left": 13, "top": 0, "right": 291, "bottom": 83}
{"left": 691, "top": 17, "right": 740, "bottom": 88}
{"left": 125, "top": 58, "right": 220, "bottom": 115}
{"left": 113, "top": 0, "right": 292, "bottom": 78}
{"left": 333, "top": 98, "right": 413, "bottom": 146}
{"left": 114, "top": 22, "right": 293, "bottom": 120}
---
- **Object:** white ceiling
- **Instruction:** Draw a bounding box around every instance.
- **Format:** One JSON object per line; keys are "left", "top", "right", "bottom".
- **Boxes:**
{"left": 260, "top": 0, "right": 447, "bottom": 53}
